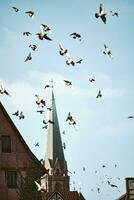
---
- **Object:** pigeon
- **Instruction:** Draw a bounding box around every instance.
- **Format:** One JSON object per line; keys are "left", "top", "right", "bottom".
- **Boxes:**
{"left": 41, "top": 24, "right": 52, "bottom": 34}
{"left": 96, "top": 90, "right": 102, "bottom": 98}
{"left": 76, "top": 59, "right": 83, "bottom": 64}
{"left": 95, "top": 4, "right": 107, "bottom": 24}
{"left": 66, "top": 112, "right": 73, "bottom": 122}
{"left": 59, "top": 43, "right": 67, "bottom": 56}
{"left": 0, "top": 82, "right": 10, "bottom": 96}
{"left": 110, "top": 184, "right": 118, "bottom": 188}
{"left": 42, "top": 125, "right": 48, "bottom": 129}
{"left": 19, "top": 111, "right": 25, "bottom": 120}
{"left": 64, "top": 80, "right": 72, "bottom": 86}
{"left": 47, "top": 107, "right": 52, "bottom": 111}
{"left": 47, "top": 120, "right": 54, "bottom": 124}
{"left": 65, "top": 53, "right": 75, "bottom": 66}
{"left": 103, "top": 44, "right": 113, "bottom": 59}
{"left": 12, "top": 110, "right": 19, "bottom": 116}
{"left": 29, "top": 44, "right": 37, "bottom": 51}
{"left": 43, "top": 120, "right": 47, "bottom": 125}
{"left": 35, "top": 94, "right": 46, "bottom": 108}
{"left": 70, "top": 32, "right": 81, "bottom": 41}
{"left": 12, "top": 7, "right": 20, "bottom": 13}
{"left": 35, "top": 142, "right": 39, "bottom": 147}
{"left": 25, "top": 52, "right": 32, "bottom": 62}
{"left": 36, "top": 25, "right": 52, "bottom": 41}
{"left": 83, "top": 167, "right": 85, "bottom": 171}
{"left": 44, "top": 84, "right": 50, "bottom": 89}
{"left": 34, "top": 181, "right": 45, "bottom": 192}
{"left": 62, "top": 130, "right": 65, "bottom": 134}
{"left": 97, "top": 187, "right": 100, "bottom": 193}
{"left": 23, "top": 32, "right": 32, "bottom": 36}
{"left": 128, "top": 116, "right": 134, "bottom": 119}
{"left": 89, "top": 78, "right": 95, "bottom": 82}
{"left": 110, "top": 11, "right": 118, "bottom": 17}
{"left": 37, "top": 110, "right": 45, "bottom": 114}
{"left": 115, "top": 164, "right": 117, "bottom": 167}
{"left": 25, "top": 11, "right": 34, "bottom": 19}
{"left": 63, "top": 142, "right": 66, "bottom": 149}
{"left": 102, "top": 165, "right": 106, "bottom": 168}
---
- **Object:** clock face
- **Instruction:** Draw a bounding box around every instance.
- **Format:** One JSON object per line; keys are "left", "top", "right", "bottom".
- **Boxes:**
{"left": 129, "top": 180, "right": 134, "bottom": 189}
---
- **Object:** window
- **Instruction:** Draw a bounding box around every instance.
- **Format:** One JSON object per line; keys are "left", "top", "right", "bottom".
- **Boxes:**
{"left": 1, "top": 135, "right": 11, "bottom": 153}
{"left": 5, "top": 171, "right": 17, "bottom": 188}
{"left": 49, "top": 193, "right": 63, "bottom": 200}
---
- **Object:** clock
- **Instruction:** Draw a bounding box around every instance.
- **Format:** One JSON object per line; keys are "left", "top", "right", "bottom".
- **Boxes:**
{"left": 129, "top": 180, "right": 134, "bottom": 189}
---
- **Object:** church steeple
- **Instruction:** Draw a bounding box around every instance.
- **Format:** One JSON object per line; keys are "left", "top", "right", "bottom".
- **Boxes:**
{"left": 45, "top": 90, "right": 68, "bottom": 176}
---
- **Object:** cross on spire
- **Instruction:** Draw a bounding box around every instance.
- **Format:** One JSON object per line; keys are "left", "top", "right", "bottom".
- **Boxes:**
{"left": 49, "top": 79, "right": 55, "bottom": 88}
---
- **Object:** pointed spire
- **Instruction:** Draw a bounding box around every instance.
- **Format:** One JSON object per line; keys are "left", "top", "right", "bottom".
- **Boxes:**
{"left": 45, "top": 90, "right": 67, "bottom": 175}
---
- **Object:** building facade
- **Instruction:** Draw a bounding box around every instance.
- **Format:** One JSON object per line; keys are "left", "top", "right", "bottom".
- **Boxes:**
{"left": 0, "top": 102, "right": 45, "bottom": 200}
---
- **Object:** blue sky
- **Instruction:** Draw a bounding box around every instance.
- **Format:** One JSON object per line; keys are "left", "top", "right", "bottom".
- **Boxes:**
{"left": 0, "top": 0, "right": 134, "bottom": 199}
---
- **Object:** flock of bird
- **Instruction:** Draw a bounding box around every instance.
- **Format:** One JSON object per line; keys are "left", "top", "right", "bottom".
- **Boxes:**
{"left": 0, "top": 3, "right": 133, "bottom": 197}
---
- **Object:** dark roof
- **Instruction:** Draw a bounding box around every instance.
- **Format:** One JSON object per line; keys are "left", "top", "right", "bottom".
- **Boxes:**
{"left": 42, "top": 191, "right": 86, "bottom": 200}
{"left": 116, "top": 193, "right": 126, "bottom": 200}
{"left": 0, "top": 101, "right": 45, "bottom": 170}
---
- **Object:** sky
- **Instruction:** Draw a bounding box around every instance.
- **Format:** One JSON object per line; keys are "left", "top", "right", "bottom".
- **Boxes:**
{"left": 0, "top": 0, "right": 134, "bottom": 199}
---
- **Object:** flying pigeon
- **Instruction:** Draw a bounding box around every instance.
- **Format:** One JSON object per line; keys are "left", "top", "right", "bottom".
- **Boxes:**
{"left": 23, "top": 32, "right": 32, "bottom": 36}
{"left": 63, "top": 142, "right": 66, "bottom": 149}
{"left": 96, "top": 90, "right": 102, "bottom": 98}
{"left": 66, "top": 112, "right": 73, "bottom": 122}
{"left": 110, "top": 184, "right": 118, "bottom": 188}
{"left": 12, "top": 110, "right": 19, "bottom": 116}
{"left": 95, "top": 4, "right": 107, "bottom": 24}
{"left": 0, "top": 82, "right": 10, "bottom": 96}
{"left": 76, "top": 59, "right": 83, "bottom": 64}
{"left": 41, "top": 24, "right": 52, "bottom": 34}
{"left": 35, "top": 142, "right": 39, "bottom": 147}
{"left": 47, "top": 120, "right": 54, "bottom": 124}
{"left": 12, "top": 7, "right": 20, "bottom": 13}
{"left": 35, "top": 94, "right": 46, "bottom": 108}
{"left": 64, "top": 80, "right": 72, "bottom": 86}
{"left": 44, "top": 84, "right": 50, "bottom": 89}
{"left": 47, "top": 107, "right": 52, "bottom": 111}
{"left": 25, "top": 52, "right": 32, "bottom": 62}
{"left": 97, "top": 187, "right": 100, "bottom": 193}
{"left": 29, "top": 44, "right": 37, "bottom": 51}
{"left": 36, "top": 25, "right": 52, "bottom": 41}
{"left": 102, "top": 165, "right": 106, "bottom": 168}
{"left": 65, "top": 53, "right": 75, "bottom": 66}
{"left": 25, "top": 11, "right": 34, "bottom": 19}
{"left": 110, "top": 11, "right": 118, "bottom": 17}
{"left": 128, "top": 116, "right": 134, "bottom": 119}
{"left": 89, "top": 78, "right": 95, "bottom": 82}
{"left": 34, "top": 181, "right": 45, "bottom": 192}
{"left": 19, "top": 111, "right": 25, "bottom": 120}
{"left": 59, "top": 43, "right": 67, "bottom": 56}
{"left": 37, "top": 110, "right": 44, "bottom": 114}
{"left": 103, "top": 44, "right": 113, "bottom": 59}
{"left": 70, "top": 32, "right": 81, "bottom": 41}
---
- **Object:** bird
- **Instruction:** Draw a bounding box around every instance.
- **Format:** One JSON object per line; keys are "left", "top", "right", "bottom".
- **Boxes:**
{"left": 12, "top": 110, "right": 19, "bottom": 116}
{"left": 66, "top": 112, "right": 73, "bottom": 122}
{"left": 65, "top": 53, "right": 75, "bottom": 66}
{"left": 110, "top": 183, "right": 118, "bottom": 188}
{"left": 62, "top": 130, "right": 65, "bottom": 135}
{"left": 34, "top": 181, "right": 45, "bottom": 192}
{"left": 37, "top": 110, "right": 44, "bottom": 114}
{"left": 70, "top": 32, "right": 81, "bottom": 41}
{"left": 63, "top": 80, "right": 72, "bottom": 86}
{"left": 103, "top": 44, "right": 113, "bottom": 59}
{"left": 0, "top": 82, "right": 10, "bottom": 96}
{"left": 35, "top": 142, "right": 39, "bottom": 147}
{"left": 102, "top": 165, "right": 106, "bottom": 168}
{"left": 19, "top": 111, "right": 25, "bottom": 120}
{"left": 59, "top": 43, "right": 67, "bottom": 56}
{"left": 25, "top": 52, "right": 32, "bottom": 62}
{"left": 42, "top": 125, "right": 48, "bottom": 129}
{"left": 83, "top": 167, "right": 85, "bottom": 171}
{"left": 110, "top": 11, "right": 118, "bottom": 17}
{"left": 63, "top": 142, "right": 66, "bottom": 149}
{"left": 96, "top": 90, "right": 102, "bottom": 98}
{"left": 47, "top": 107, "right": 52, "bottom": 111}
{"left": 128, "top": 116, "right": 134, "bottom": 119}
{"left": 76, "top": 59, "right": 83, "bottom": 64}
{"left": 97, "top": 187, "right": 100, "bottom": 193}
{"left": 47, "top": 120, "right": 54, "bottom": 124}
{"left": 36, "top": 25, "right": 52, "bottom": 41}
{"left": 35, "top": 95, "right": 46, "bottom": 108}
{"left": 115, "top": 164, "right": 117, "bottom": 167}
{"left": 43, "top": 120, "right": 47, "bottom": 125}
{"left": 95, "top": 4, "right": 107, "bottom": 24}
{"left": 41, "top": 24, "right": 52, "bottom": 34}
{"left": 29, "top": 44, "right": 37, "bottom": 51}
{"left": 89, "top": 78, "right": 95, "bottom": 82}
{"left": 23, "top": 32, "right": 32, "bottom": 36}
{"left": 25, "top": 11, "right": 34, "bottom": 19}
{"left": 44, "top": 84, "right": 50, "bottom": 89}
{"left": 12, "top": 7, "right": 20, "bottom": 13}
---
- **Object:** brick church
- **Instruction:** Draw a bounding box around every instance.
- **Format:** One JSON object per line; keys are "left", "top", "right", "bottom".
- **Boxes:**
{"left": 0, "top": 91, "right": 86, "bottom": 200}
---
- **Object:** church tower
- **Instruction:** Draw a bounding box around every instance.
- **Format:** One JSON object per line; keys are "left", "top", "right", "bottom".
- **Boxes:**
{"left": 42, "top": 90, "right": 85, "bottom": 200}
{"left": 44, "top": 90, "right": 69, "bottom": 192}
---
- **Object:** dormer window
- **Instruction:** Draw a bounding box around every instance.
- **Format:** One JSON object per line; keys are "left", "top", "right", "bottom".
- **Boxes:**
{"left": 1, "top": 135, "right": 11, "bottom": 153}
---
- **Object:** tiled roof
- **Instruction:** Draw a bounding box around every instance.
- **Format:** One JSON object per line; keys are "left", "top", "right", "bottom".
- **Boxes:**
{"left": 42, "top": 191, "right": 86, "bottom": 200}
{"left": 116, "top": 193, "right": 126, "bottom": 200}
